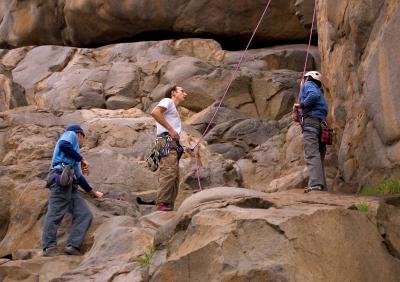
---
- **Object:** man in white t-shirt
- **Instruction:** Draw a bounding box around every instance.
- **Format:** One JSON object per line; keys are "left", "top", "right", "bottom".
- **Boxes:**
{"left": 151, "top": 85, "right": 188, "bottom": 211}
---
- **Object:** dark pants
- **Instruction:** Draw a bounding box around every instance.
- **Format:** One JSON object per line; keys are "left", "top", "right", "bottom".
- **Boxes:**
{"left": 303, "top": 118, "right": 327, "bottom": 189}
{"left": 42, "top": 181, "right": 92, "bottom": 250}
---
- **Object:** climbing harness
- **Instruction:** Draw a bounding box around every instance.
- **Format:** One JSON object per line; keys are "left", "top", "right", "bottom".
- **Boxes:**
{"left": 320, "top": 120, "right": 333, "bottom": 145}
{"left": 145, "top": 139, "right": 161, "bottom": 172}
{"left": 146, "top": 133, "right": 184, "bottom": 172}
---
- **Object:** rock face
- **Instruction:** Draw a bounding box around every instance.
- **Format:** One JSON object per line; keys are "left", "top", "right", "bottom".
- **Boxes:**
{"left": 0, "top": 40, "right": 319, "bottom": 117}
{"left": 0, "top": 256, "right": 82, "bottom": 281}
{"left": 377, "top": 198, "right": 400, "bottom": 259}
{"left": 151, "top": 188, "right": 400, "bottom": 282}
{"left": 0, "top": 39, "right": 321, "bottom": 193}
{"left": 0, "top": 0, "right": 314, "bottom": 48}
{"left": 1, "top": 1, "right": 400, "bottom": 281}
{"left": 0, "top": 65, "right": 27, "bottom": 112}
{"left": 317, "top": 0, "right": 400, "bottom": 191}
{"left": 0, "top": 106, "right": 248, "bottom": 256}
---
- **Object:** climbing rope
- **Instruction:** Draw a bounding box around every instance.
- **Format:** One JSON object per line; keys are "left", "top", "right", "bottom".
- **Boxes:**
{"left": 295, "top": 0, "right": 317, "bottom": 124}
{"left": 190, "top": 0, "right": 273, "bottom": 190}
{"left": 191, "top": 0, "right": 317, "bottom": 191}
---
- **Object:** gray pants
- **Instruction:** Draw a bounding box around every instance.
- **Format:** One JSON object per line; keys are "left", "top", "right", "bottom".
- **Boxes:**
{"left": 303, "top": 126, "right": 327, "bottom": 189}
{"left": 42, "top": 181, "right": 92, "bottom": 250}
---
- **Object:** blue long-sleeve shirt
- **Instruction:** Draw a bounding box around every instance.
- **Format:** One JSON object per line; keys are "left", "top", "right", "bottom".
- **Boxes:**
{"left": 299, "top": 81, "right": 328, "bottom": 121}
{"left": 50, "top": 131, "right": 92, "bottom": 192}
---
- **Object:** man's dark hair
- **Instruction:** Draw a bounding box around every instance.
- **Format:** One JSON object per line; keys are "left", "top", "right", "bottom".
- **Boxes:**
{"left": 165, "top": 85, "right": 178, "bottom": 98}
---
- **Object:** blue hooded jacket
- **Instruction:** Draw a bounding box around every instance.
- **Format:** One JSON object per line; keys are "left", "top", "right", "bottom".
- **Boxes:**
{"left": 50, "top": 129, "right": 93, "bottom": 192}
{"left": 51, "top": 131, "right": 82, "bottom": 178}
{"left": 299, "top": 81, "right": 328, "bottom": 121}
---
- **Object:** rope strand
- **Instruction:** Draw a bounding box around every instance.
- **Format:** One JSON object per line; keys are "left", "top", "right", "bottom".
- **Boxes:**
{"left": 297, "top": 0, "right": 317, "bottom": 104}
{"left": 192, "top": 0, "right": 273, "bottom": 190}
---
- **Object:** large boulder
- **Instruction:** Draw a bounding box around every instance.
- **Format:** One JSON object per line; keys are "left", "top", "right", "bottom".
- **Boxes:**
{"left": 204, "top": 118, "right": 280, "bottom": 160}
{"left": 52, "top": 216, "right": 152, "bottom": 281}
{"left": 186, "top": 103, "right": 248, "bottom": 134}
{"left": 251, "top": 70, "right": 301, "bottom": 120}
{"left": 377, "top": 197, "right": 400, "bottom": 258}
{"left": 0, "top": 73, "right": 26, "bottom": 112}
{"left": 0, "top": 0, "right": 315, "bottom": 48}
{"left": 151, "top": 188, "right": 400, "bottom": 282}
{"left": 0, "top": 40, "right": 319, "bottom": 124}
{"left": 223, "top": 45, "right": 319, "bottom": 72}
{"left": 11, "top": 46, "right": 75, "bottom": 104}
{"left": 0, "top": 180, "right": 48, "bottom": 257}
{"left": 0, "top": 256, "right": 82, "bottom": 282}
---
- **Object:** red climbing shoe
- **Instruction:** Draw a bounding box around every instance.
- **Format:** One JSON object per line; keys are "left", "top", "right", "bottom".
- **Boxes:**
{"left": 156, "top": 203, "right": 172, "bottom": 211}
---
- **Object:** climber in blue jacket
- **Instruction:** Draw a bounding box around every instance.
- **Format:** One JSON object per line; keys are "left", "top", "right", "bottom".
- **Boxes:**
{"left": 42, "top": 124, "right": 103, "bottom": 257}
{"left": 293, "top": 71, "right": 328, "bottom": 193}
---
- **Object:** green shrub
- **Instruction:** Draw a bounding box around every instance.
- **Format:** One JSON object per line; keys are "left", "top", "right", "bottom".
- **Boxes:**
{"left": 360, "top": 178, "right": 400, "bottom": 196}
{"left": 139, "top": 245, "right": 156, "bottom": 267}
{"left": 355, "top": 202, "right": 369, "bottom": 212}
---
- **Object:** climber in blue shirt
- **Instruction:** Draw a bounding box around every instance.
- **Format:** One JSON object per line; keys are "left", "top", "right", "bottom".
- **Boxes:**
{"left": 42, "top": 124, "right": 103, "bottom": 257}
{"left": 298, "top": 77, "right": 328, "bottom": 121}
{"left": 51, "top": 126, "right": 92, "bottom": 192}
{"left": 293, "top": 71, "right": 328, "bottom": 193}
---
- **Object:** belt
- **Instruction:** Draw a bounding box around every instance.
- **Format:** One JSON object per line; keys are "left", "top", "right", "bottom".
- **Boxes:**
{"left": 303, "top": 116, "right": 322, "bottom": 122}
{"left": 157, "top": 132, "right": 169, "bottom": 138}
{"left": 302, "top": 116, "right": 321, "bottom": 128}
{"left": 51, "top": 162, "right": 72, "bottom": 171}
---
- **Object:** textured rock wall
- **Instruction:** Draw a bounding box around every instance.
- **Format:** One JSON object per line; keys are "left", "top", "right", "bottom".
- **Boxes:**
{"left": 0, "top": 39, "right": 323, "bottom": 194}
{"left": 318, "top": 0, "right": 400, "bottom": 191}
{"left": 150, "top": 188, "right": 400, "bottom": 282}
{"left": 0, "top": 40, "right": 318, "bottom": 116}
{"left": 2, "top": 1, "right": 400, "bottom": 280}
{"left": 0, "top": 0, "right": 312, "bottom": 48}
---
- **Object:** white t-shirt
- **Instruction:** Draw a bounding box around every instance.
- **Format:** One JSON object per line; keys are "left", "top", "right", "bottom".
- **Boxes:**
{"left": 153, "top": 98, "right": 182, "bottom": 135}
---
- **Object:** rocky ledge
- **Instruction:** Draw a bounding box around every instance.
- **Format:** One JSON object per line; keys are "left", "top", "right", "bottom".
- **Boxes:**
{"left": 0, "top": 187, "right": 399, "bottom": 281}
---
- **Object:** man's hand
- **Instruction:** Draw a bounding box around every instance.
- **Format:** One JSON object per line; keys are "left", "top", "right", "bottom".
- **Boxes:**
{"left": 292, "top": 103, "right": 301, "bottom": 122}
{"left": 168, "top": 129, "right": 180, "bottom": 140}
{"left": 90, "top": 191, "right": 104, "bottom": 198}
{"left": 81, "top": 159, "right": 90, "bottom": 176}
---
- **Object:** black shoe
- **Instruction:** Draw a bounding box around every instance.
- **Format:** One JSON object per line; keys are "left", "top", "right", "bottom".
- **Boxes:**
{"left": 64, "top": 245, "right": 82, "bottom": 256}
{"left": 43, "top": 246, "right": 58, "bottom": 257}
{"left": 304, "top": 186, "right": 323, "bottom": 193}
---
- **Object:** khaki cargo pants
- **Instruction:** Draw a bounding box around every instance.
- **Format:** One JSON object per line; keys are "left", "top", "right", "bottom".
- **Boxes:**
{"left": 157, "top": 151, "right": 179, "bottom": 208}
